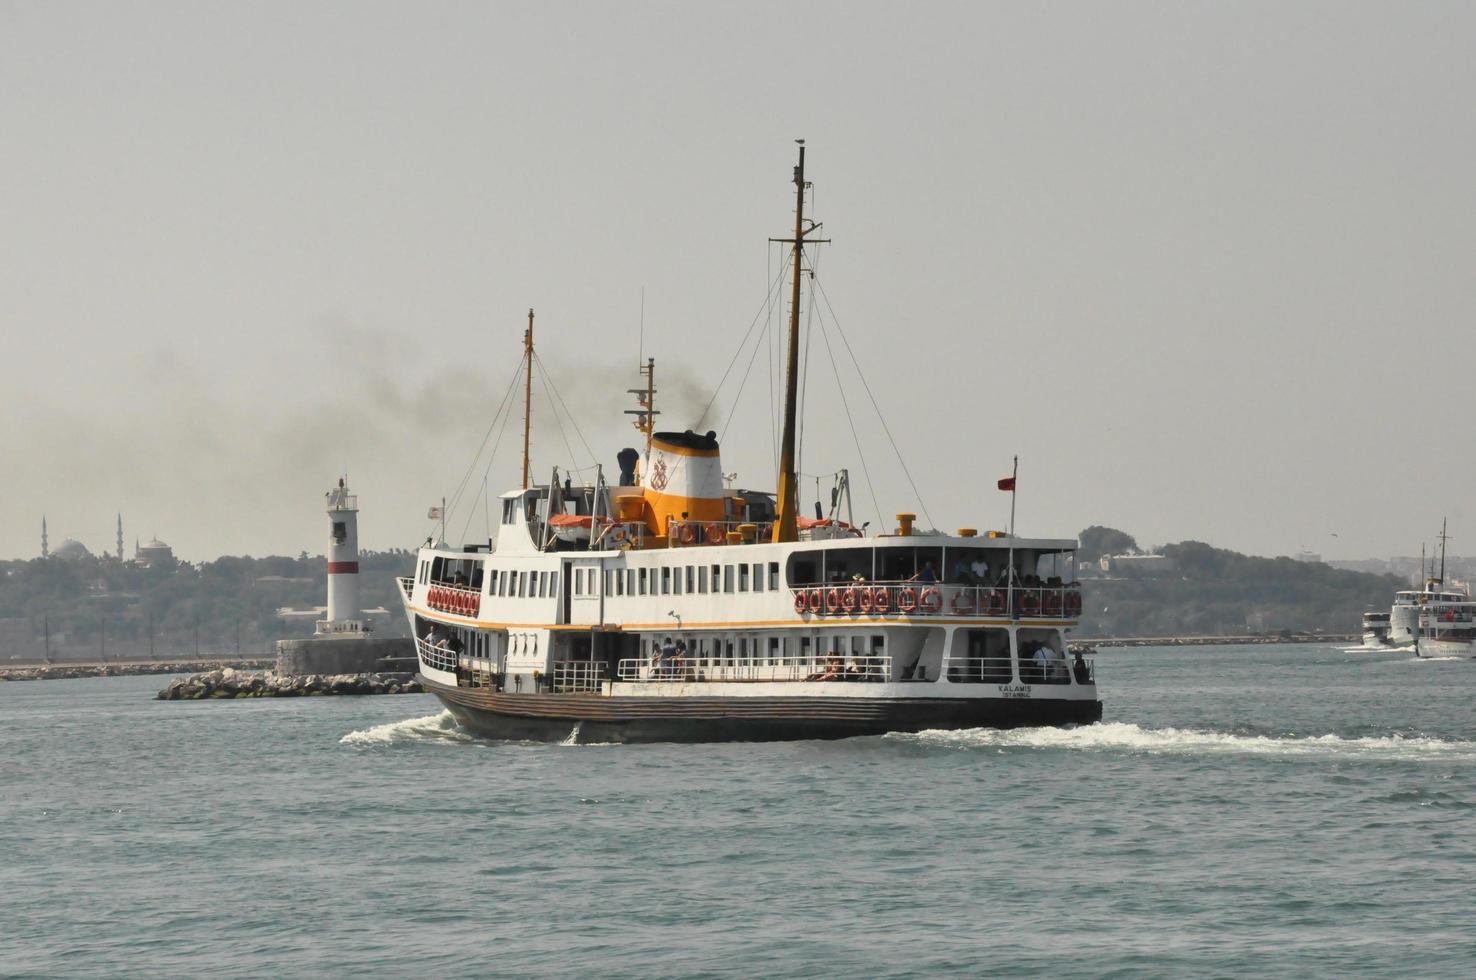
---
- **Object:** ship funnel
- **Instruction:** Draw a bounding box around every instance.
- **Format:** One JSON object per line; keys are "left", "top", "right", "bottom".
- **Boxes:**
{"left": 642, "top": 430, "right": 726, "bottom": 535}
{"left": 616, "top": 447, "right": 640, "bottom": 487}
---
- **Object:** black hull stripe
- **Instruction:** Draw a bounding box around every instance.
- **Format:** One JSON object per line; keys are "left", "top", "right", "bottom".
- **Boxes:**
{"left": 421, "top": 675, "right": 1101, "bottom": 725}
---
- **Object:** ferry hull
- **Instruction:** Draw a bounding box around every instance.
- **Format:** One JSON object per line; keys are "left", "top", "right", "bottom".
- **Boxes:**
{"left": 421, "top": 676, "right": 1103, "bottom": 744}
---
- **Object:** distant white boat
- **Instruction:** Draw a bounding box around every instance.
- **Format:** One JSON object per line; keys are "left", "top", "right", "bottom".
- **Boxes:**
{"left": 1360, "top": 610, "right": 1391, "bottom": 648}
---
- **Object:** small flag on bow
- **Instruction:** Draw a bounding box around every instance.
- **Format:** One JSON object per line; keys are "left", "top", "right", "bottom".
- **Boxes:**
{"left": 997, "top": 477, "right": 1016, "bottom": 492}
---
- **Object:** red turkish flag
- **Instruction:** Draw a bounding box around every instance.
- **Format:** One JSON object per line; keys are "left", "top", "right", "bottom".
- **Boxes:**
{"left": 997, "top": 477, "right": 1016, "bottom": 491}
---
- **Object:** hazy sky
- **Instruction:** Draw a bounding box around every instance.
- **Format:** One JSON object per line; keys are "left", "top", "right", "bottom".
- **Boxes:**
{"left": 4, "top": 1, "right": 1474, "bottom": 563}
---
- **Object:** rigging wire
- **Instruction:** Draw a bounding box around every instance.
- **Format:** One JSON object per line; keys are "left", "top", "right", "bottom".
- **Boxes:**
{"left": 453, "top": 361, "right": 527, "bottom": 543}
{"left": 533, "top": 352, "right": 599, "bottom": 471}
{"left": 440, "top": 356, "right": 525, "bottom": 534}
{"left": 535, "top": 358, "right": 581, "bottom": 481}
{"left": 814, "top": 305, "right": 885, "bottom": 532}
{"left": 718, "top": 305, "right": 775, "bottom": 446}
{"left": 773, "top": 240, "right": 785, "bottom": 487}
{"left": 813, "top": 275, "right": 935, "bottom": 529}
{"left": 692, "top": 261, "right": 791, "bottom": 432}
{"left": 795, "top": 250, "right": 821, "bottom": 481}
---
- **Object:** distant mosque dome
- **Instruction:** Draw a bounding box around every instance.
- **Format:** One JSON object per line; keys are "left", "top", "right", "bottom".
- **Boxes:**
{"left": 136, "top": 537, "right": 175, "bottom": 567}
{"left": 52, "top": 538, "right": 93, "bottom": 560}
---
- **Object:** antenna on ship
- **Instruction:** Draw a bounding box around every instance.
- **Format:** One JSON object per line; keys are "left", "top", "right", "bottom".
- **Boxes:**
{"left": 625, "top": 358, "right": 659, "bottom": 461}
{"left": 771, "top": 139, "right": 828, "bottom": 544}
{"left": 521, "top": 309, "right": 535, "bottom": 490}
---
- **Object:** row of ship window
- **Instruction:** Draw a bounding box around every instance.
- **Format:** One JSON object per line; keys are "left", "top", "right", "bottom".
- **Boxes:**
{"left": 643, "top": 632, "right": 886, "bottom": 661}
{"left": 575, "top": 562, "right": 785, "bottom": 598}
{"left": 418, "top": 560, "right": 789, "bottom": 600}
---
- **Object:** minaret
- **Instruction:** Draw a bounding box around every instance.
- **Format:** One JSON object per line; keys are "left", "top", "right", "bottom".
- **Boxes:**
{"left": 41, "top": 516, "right": 48, "bottom": 558}
{"left": 116, "top": 514, "right": 124, "bottom": 560}
{"left": 322, "top": 478, "right": 361, "bottom": 633}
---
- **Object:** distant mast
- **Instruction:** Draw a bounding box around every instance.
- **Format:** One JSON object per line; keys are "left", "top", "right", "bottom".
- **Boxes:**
{"left": 773, "top": 141, "right": 827, "bottom": 543}
{"left": 1436, "top": 517, "right": 1449, "bottom": 588}
{"left": 522, "top": 309, "right": 535, "bottom": 490}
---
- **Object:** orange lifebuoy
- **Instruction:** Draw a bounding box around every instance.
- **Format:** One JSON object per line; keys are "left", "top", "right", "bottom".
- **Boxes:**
{"left": 985, "top": 589, "right": 1006, "bottom": 615}
{"left": 825, "top": 587, "right": 843, "bottom": 614}
{"left": 858, "top": 587, "right": 875, "bottom": 614}
{"left": 807, "top": 588, "right": 823, "bottom": 613}
{"left": 680, "top": 523, "right": 698, "bottom": 545}
{"left": 897, "top": 587, "right": 918, "bottom": 613}
{"left": 704, "top": 523, "right": 725, "bottom": 545}
{"left": 873, "top": 586, "right": 892, "bottom": 613}
{"left": 794, "top": 591, "right": 808, "bottom": 614}
{"left": 950, "top": 590, "right": 977, "bottom": 615}
{"left": 1043, "top": 590, "right": 1063, "bottom": 616}
{"left": 1065, "top": 589, "right": 1082, "bottom": 617}
{"left": 918, "top": 588, "right": 942, "bottom": 614}
{"left": 1020, "top": 591, "right": 1040, "bottom": 615}
{"left": 841, "top": 587, "right": 858, "bottom": 613}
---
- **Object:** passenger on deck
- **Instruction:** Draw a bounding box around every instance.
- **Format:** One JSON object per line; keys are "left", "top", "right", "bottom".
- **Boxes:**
{"left": 806, "top": 655, "right": 844, "bottom": 682}
{"left": 911, "top": 561, "right": 938, "bottom": 584}
{"left": 952, "top": 559, "right": 973, "bottom": 585}
{"left": 1072, "top": 650, "right": 1091, "bottom": 684}
{"left": 657, "top": 636, "right": 676, "bottom": 676}
{"left": 971, "top": 556, "right": 990, "bottom": 582}
{"left": 452, "top": 571, "right": 468, "bottom": 586}
{"left": 1030, "top": 643, "right": 1051, "bottom": 682}
{"left": 673, "top": 639, "right": 688, "bottom": 677}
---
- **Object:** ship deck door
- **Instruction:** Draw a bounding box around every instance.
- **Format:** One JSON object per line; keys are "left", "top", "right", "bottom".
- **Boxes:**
{"left": 564, "top": 558, "right": 604, "bottom": 626}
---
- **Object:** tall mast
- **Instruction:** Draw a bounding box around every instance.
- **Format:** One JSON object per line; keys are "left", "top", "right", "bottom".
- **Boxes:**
{"left": 772, "top": 141, "right": 827, "bottom": 543}
{"left": 521, "top": 308, "right": 534, "bottom": 490}
{"left": 1438, "top": 517, "right": 1449, "bottom": 585}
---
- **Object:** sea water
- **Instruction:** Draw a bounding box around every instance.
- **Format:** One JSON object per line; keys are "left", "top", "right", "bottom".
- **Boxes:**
{"left": 2, "top": 645, "right": 1474, "bottom": 978}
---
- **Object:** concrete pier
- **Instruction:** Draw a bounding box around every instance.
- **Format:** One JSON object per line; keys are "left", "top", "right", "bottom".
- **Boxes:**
{"left": 274, "top": 636, "right": 415, "bottom": 676}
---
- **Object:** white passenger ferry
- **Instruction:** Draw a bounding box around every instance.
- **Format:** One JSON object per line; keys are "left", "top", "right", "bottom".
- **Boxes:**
{"left": 1416, "top": 601, "right": 1476, "bottom": 658}
{"left": 397, "top": 146, "right": 1102, "bottom": 742}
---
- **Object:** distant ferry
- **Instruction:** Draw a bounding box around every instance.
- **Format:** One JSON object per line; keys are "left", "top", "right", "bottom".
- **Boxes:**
{"left": 1386, "top": 520, "right": 1466, "bottom": 649}
{"left": 1360, "top": 610, "right": 1391, "bottom": 648}
{"left": 1389, "top": 587, "right": 1467, "bottom": 648}
{"left": 396, "top": 146, "right": 1102, "bottom": 743}
{"left": 1417, "top": 601, "right": 1476, "bottom": 658}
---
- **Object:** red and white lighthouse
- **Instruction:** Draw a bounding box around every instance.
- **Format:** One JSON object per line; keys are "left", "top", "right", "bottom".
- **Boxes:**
{"left": 322, "top": 479, "right": 362, "bottom": 633}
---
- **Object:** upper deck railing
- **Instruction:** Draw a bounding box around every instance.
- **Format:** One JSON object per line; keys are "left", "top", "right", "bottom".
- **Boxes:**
{"left": 396, "top": 576, "right": 414, "bottom": 600}
{"left": 667, "top": 519, "right": 774, "bottom": 547}
{"left": 790, "top": 582, "right": 1082, "bottom": 620}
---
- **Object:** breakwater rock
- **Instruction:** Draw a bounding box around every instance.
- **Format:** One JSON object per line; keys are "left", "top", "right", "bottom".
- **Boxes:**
{"left": 156, "top": 668, "right": 423, "bottom": 700}
{"left": 3, "top": 659, "right": 276, "bottom": 682}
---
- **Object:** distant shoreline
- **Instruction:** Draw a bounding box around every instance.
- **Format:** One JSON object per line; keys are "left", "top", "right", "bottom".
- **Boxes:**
{"left": 1, "top": 658, "right": 275, "bottom": 682}
{"left": 1077, "top": 634, "right": 1359, "bottom": 649}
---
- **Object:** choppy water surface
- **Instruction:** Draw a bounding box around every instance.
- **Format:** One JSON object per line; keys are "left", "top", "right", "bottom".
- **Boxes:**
{"left": 3, "top": 645, "right": 1475, "bottom": 977}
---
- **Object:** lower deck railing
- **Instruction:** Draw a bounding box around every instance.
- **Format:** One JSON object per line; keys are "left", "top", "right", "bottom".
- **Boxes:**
{"left": 940, "top": 655, "right": 1094, "bottom": 685}
{"left": 416, "top": 637, "right": 458, "bottom": 673}
{"left": 552, "top": 660, "right": 605, "bottom": 693}
{"left": 617, "top": 655, "right": 892, "bottom": 683}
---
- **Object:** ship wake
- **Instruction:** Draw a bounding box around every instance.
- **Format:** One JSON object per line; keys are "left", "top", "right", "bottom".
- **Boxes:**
{"left": 892, "top": 721, "right": 1476, "bottom": 762}
{"left": 340, "top": 710, "right": 473, "bottom": 746}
